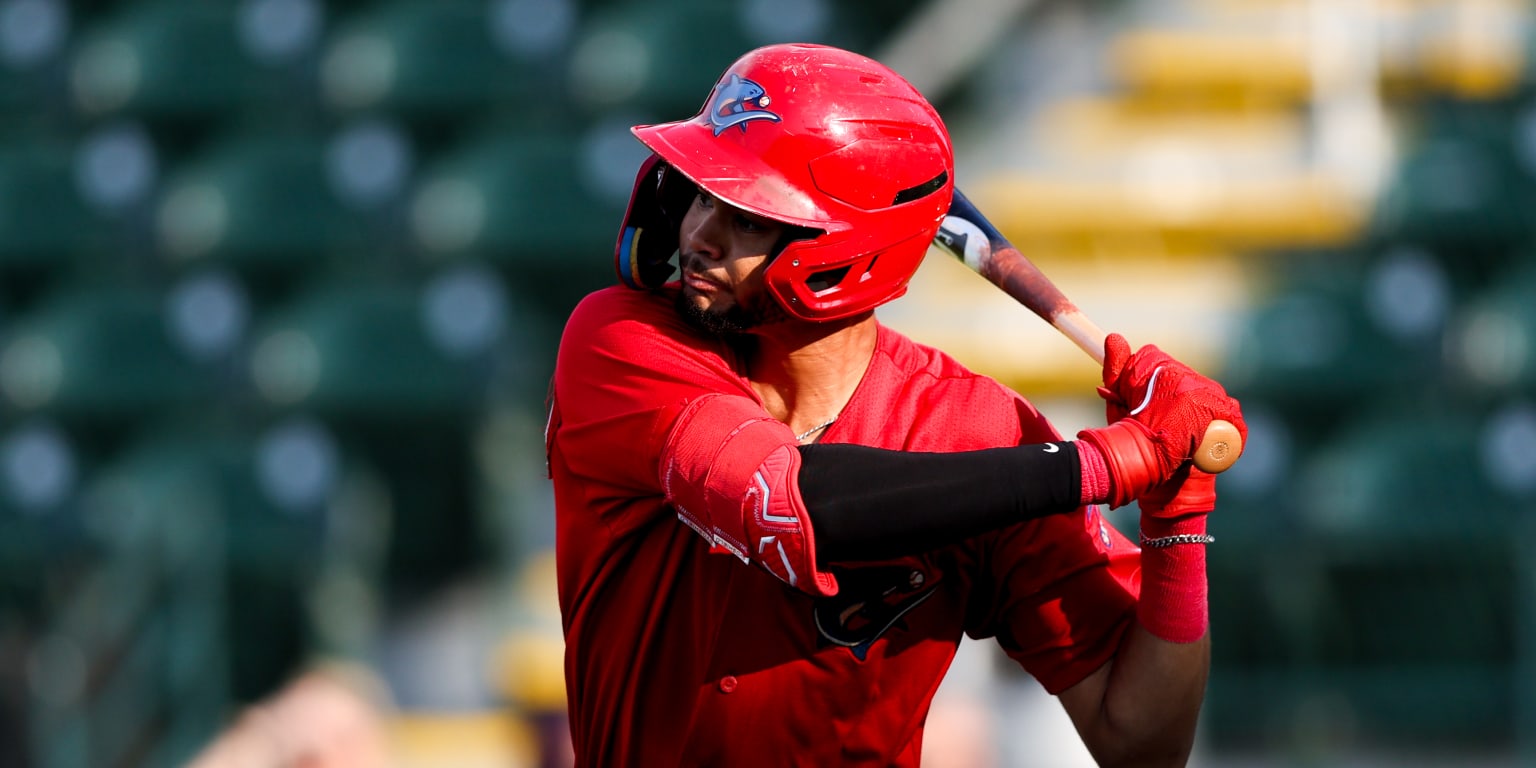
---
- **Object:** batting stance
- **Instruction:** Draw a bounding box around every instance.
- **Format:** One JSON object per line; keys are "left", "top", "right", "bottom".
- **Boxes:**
{"left": 547, "top": 43, "right": 1246, "bottom": 766}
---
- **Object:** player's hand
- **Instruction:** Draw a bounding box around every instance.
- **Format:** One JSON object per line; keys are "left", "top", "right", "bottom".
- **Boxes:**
{"left": 1138, "top": 463, "right": 1217, "bottom": 520}
{"left": 1097, "top": 333, "right": 1247, "bottom": 463}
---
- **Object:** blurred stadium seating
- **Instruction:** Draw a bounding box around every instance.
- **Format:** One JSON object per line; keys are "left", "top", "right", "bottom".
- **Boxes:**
{"left": 0, "top": 0, "right": 1533, "bottom": 766}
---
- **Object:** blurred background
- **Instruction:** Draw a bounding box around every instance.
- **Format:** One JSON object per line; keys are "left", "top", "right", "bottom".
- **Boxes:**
{"left": 0, "top": 0, "right": 1532, "bottom": 765}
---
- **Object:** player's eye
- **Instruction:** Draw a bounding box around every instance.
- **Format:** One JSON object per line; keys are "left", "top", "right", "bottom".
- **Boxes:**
{"left": 694, "top": 192, "right": 715, "bottom": 211}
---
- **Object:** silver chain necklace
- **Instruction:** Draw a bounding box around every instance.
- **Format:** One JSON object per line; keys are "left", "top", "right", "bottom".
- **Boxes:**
{"left": 795, "top": 417, "right": 837, "bottom": 442}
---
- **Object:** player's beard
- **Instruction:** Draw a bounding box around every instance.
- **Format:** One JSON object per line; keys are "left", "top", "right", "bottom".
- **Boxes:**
{"left": 677, "top": 290, "right": 749, "bottom": 336}
{"left": 675, "top": 285, "right": 788, "bottom": 337}
{"left": 674, "top": 259, "right": 791, "bottom": 337}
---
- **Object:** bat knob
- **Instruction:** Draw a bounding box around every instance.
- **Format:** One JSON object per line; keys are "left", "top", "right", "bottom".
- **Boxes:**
{"left": 1194, "top": 420, "right": 1242, "bottom": 474}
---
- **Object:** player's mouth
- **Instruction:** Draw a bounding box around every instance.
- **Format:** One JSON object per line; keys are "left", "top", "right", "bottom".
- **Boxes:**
{"left": 682, "top": 270, "right": 725, "bottom": 294}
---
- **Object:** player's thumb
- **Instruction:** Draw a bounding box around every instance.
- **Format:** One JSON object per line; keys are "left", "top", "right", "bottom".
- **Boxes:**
{"left": 1102, "top": 333, "right": 1132, "bottom": 386}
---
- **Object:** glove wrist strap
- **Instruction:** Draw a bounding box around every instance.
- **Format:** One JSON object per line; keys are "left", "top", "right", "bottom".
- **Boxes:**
{"left": 1075, "top": 420, "right": 1159, "bottom": 509}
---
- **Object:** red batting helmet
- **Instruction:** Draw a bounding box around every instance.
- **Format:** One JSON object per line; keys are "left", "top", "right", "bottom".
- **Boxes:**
{"left": 614, "top": 43, "right": 955, "bottom": 322}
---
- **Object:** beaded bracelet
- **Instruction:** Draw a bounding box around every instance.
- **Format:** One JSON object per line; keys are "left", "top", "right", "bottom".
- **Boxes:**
{"left": 1139, "top": 532, "right": 1216, "bottom": 549}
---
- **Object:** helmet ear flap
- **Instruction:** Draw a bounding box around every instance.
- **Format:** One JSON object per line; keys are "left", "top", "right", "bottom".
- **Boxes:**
{"left": 615, "top": 155, "right": 692, "bottom": 290}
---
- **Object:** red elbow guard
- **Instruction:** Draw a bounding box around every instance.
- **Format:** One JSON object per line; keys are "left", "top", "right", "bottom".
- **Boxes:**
{"left": 661, "top": 394, "right": 839, "bottom": 598}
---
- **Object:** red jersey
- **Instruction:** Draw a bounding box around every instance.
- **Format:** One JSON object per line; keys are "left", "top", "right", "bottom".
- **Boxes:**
{"left": 547, "top": 285, "right": 1139, "bottom": 766}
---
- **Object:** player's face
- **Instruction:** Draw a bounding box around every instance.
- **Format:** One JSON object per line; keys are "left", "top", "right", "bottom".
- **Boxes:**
{"left": 675, "top": 190, "right": 789, "bottom": 335}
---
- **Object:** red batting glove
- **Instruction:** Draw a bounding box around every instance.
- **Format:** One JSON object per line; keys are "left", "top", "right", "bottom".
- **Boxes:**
{"left": 1076, "top": 334, "right": 1245, "bottom": 509}
{"left": 1098, "top": 333, "right": 1248, "bottom": 464}
{"left": 1139, "top": 464, "right": 1217, "bottom": 519}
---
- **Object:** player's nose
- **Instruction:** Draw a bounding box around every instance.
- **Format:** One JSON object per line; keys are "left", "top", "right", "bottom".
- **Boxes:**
{"left": 680, "top": 209, "right": 728, "bottom": 261}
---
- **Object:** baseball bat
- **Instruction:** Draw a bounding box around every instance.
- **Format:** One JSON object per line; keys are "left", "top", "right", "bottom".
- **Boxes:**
{"left": 932, "top": 188, "right": 1242, "bottom": 474}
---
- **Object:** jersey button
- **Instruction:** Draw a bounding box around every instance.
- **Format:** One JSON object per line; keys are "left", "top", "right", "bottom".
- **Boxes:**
{"left": 718, "top": 675, "right": 739, "bottom": 694}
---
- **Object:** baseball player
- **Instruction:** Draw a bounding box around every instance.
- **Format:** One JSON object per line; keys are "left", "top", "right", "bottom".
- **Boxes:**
{"left": 546, "top": 43, "right": 1246, "bottom": 766}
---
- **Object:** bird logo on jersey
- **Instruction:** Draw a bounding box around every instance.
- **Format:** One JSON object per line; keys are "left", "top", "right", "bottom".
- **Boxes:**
{"left": 706, "top": 74, "right": 782, "bottom": 136}
{"left": 813, "top": 564, "right": 939, "bottom": 661}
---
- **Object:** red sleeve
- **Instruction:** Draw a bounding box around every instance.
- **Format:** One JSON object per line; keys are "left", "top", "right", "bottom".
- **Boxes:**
{"left": 972, "top": 508, "right": 1139, "bottom": 694}
{"left": 550, "top": 286, "right": 754, "bottom": 535}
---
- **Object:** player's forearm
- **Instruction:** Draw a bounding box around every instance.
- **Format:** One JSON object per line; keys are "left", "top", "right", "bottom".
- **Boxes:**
{"left": 1062, "top": 505, "right": 1212, "bottom": 767}
{"left": 797, "top": 441, "right": 1083, "bottom": 561}
{"left": 1074, "top": 626, "right": 1210, "bottom": 768}
{"left": 796, "top": 423, "right": 1192, "bottom": 563}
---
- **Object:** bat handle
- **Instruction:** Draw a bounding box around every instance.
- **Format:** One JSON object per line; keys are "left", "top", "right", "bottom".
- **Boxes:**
{"left": 1195, "top": 420, "right": 1241, "bottom": 474}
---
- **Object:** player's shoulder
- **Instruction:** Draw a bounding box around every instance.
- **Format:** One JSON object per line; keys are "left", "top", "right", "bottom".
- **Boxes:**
{"left": 558, "top": 283, "right": 740, "bottom": 377}
{"left": 567, "top": 284, "right": 674, "bottom": 331}
{"left": 564, "top": 284, "right": 699, "bottom": 349}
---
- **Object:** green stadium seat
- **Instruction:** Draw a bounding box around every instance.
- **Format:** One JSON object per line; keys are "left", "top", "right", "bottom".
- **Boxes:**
{"left": 249, "top": 267, "right": 526, "bottom": 594}
{"left": 571, "top": 0, "right": 915, "bottom": 118}
{"left": 0, "top": 125, "right": 166, "bottom": 308}
{"left": 246, "top": 274, "right": 502, "bottom": 419}
{"left": 1476, "top": 399, "right": 1536, "bottom": 502}
{"left": 0, "top": 140, "right": 107, "bottom": 267}
{"left": 1216, "top": 245, "right": 1456, "bottom": 529}
{"left": 154, "top": 131, "right": 373, "bottom": 280}
{"left": 0, "top": 285, "right": 222, "bottom": 427}
{"left": 834, "top": 0, "right": 928, "bottom": 39}
{"left": 21, "top": 413, "right": 395, "bottom": 764}
{"left": 23, "top": 503, "right": 226, "bottom": 768}
{"left": 0, "top": 420, "right": 95, "bottom": 619}
{"left": 71, "top": 121, "right": 161, "bottom": 217}
{"left": 69, "top": 0, "right": 323, "bottom": 124}
{"left": 407, "top": 125, "right": 621, "bottom": 315}
{"left": 1448, "top": 263, "right": 1536, "bottom": 395}
{"left": 567, "top": 0, "right": 892, "bottom": 119}
{"left": 319, "top": 0, "right": 569, "bottom": 124}
{"left": 1204, "top": 518, "right": 1320, "bottom": 668}
{"left": 1221, "top": 263, "right": 1444, "bottom": 432}
{"left": 1291, "top": 412, "right": 1518, "bottom": 662}
{"left": 1369, "top": 98, "right": 1536, "bottom": 257}
{"left": 86, "top": 423, "right": 324, "bottom": 580}
{"left": 1205, "top": 664, "right": 1513, "bottom": 752}
{"left": 83, "top": 421, "right": 343, "bottom": 704}
{"left": 1204, "top": 408, "right": 1523, "bottom": 752}
{"left": 1200, "top": 402, "right": 1319, "bottom": 676}
{"left": 0, "top": 0, "right": 72, "bottom": 131}
{"left": 1293, "top": 411, "right": 1519, "bottom": 543}
{"left": 567, "top": 1, "right": 761, "bottom": 118}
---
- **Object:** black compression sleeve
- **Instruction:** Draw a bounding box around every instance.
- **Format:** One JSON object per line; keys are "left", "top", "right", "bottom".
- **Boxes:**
{"left": 796, "top": 442, "right": 1084, "bottom": 563}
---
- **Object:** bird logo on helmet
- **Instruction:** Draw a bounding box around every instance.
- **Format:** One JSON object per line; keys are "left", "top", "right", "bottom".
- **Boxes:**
{"left": 614, "top": 43, "right": 956, "bottom": 322}
{"left": 707, "top": 74, "right": 782, "bottom": 136}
